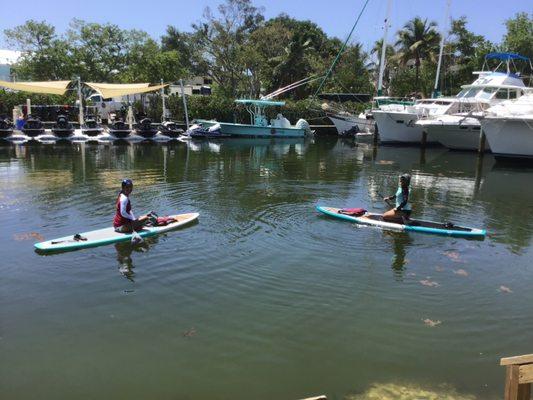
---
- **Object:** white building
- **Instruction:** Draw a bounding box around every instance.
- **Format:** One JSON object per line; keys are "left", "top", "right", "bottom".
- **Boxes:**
{"left": 169, "top": 76, "right": 212, "bottom": 96}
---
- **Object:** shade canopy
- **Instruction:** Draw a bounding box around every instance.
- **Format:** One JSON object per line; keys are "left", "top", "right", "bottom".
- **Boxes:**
{"left": 485, "top": 53, "right": 529, "bottom": 62}
{"left": 235, "top": 99, "right": 285, "bottom": 107}
{"left": 85, "top": 82, "right": 167, "bottom": 98}
{"left": 0, "top": 80, "right": 71, "bottom": 95}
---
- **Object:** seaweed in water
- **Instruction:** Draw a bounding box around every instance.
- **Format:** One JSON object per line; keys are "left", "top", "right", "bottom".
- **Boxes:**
{"left": 345, "top": 382, "right": 476, "bottom": 400}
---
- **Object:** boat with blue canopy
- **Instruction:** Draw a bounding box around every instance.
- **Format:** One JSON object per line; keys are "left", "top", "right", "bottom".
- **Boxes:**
{"left": 195, "top": 99, "right": 312, "bottom": 138}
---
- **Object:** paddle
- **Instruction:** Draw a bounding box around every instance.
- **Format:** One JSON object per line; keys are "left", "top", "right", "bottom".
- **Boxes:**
{"left": 377, "top": 192, "right": 393, "bottom": 208}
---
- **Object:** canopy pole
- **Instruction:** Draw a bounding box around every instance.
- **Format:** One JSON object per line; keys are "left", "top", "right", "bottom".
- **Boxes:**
{"left": 433, "top": 0, "right": 451, "bottom": 98}
{"left": 377, "top": 0, "right": 393, "bottom": 96}
{"left": 180, "top": 79, "right": 189, "bottom": 129}
{"left": 161, "top": 78, "right": 167, "bottom": 122}
{"left": 77, "top": 77, "right": 84, "bottom": 126}
{"left": 314, "top": 0, "right": 371, "bottom": 97}
{"left": 26, "top": 98, "right": 31, "bottom": 116}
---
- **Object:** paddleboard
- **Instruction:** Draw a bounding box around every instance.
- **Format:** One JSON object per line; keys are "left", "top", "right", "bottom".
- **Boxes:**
{"left": 316, "top": 206, "right": 485, "bottom": 239}
{"left": 35, "top": 213, "right": 199, "bottom": 252}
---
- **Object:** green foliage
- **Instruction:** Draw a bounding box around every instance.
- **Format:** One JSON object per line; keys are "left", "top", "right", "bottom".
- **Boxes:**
{"left": 503, "top": 12, "right": 533, "bottom": 62}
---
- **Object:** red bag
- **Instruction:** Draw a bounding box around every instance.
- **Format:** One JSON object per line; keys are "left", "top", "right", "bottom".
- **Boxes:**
{"left": 155, "top": 216, "right": 176, "bottom": 226}
{"left": 338, "top": 208, "right": 367, "bottom": 216}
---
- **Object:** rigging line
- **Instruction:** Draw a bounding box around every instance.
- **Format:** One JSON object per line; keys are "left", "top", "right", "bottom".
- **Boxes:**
{"left": 313, "top": 0, "right": 371, "bottom": 97}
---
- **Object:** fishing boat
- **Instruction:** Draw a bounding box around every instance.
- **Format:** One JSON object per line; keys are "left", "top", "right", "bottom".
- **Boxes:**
{"left": 416, "top": 53, "right": 529, "bottom": 151}
{"left": 316, "top": 206, "right": 486, "bottom": 239}
{"left": 196, "top": 99, "right": 312, "bottom": 138}
{"left": 479, "top": 91, "right": 533, "bottom": 159}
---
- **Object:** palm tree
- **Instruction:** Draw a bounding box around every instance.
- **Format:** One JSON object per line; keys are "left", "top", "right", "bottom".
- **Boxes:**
{"left": 370, "top": 39, "right": 396, "bottom": 93}
{"left": 395, "top": 17, "right": 440, "bottom": 93}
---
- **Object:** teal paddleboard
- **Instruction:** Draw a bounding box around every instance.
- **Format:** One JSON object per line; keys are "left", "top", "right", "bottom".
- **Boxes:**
{"left": 317, "top": 206, "right": 485, "bottom": 239}
{"left": 35, "top": 212, "right": 199, "bottom": 252}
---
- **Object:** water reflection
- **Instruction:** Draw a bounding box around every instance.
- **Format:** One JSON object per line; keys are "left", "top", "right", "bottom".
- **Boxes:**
{"left": 385, "top": 231, "right": 413, "bottom": 279}
{"left": 114, "top": 237, "right": 157, "bottom": 281}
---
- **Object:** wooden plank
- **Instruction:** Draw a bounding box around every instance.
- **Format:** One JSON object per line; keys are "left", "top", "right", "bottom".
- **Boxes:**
{"left": 506, "top": 365, "right": 521, "bottom": 400}
{"left": 519, "top": 364, "right": 533, "bottom": 384}
{"left": 501, "top": 354, "right": 533, "bottom": 366}
{"left": 517, "top": 383, "right": 531, "bottom": 400}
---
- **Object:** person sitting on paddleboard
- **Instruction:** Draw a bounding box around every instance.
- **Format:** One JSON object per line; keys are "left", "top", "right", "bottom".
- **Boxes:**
{"left": 383, "top": 173, "right": 412, "bottom": 223}
{"left": 113, "top": 179, "right": 152, "bottom": 233}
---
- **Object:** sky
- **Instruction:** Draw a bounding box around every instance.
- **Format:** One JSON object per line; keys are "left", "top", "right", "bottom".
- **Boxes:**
{"left": 0, "top": 0, "right": 530, "bottom": 54}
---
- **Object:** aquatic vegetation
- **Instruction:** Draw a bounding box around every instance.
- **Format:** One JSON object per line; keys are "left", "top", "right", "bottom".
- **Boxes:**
{"left": 183, "top": 327, "right": 197, "bottom": 338}
{"left": 345, "top": 382, "right": 476, "bottom": 399}
{"left": 420, "top": 279, "right": 439, "bottom": 287}
{"left": 443, "top": 251, "right": 461, "bottom": 262}
{"left": 423, "top": 319, "right": 442, "bottom": 327}
{"left": 499, "top": 285, "right": 513, "bottom": 293}
{"left": 435, "top": 266, "right": 444, "bottom": 272}
{"left": 453, "top": 269, "right": 469, "bottom": 277}
{"left": 13, "top": 232, "right": 44, "bottom": 241}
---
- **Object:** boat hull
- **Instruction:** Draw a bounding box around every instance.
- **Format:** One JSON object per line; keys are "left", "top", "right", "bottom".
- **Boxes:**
{"left": 196, "top": 120, "right": 306, "bottom": 138}
{"left": 327, "top": 113, "right": 375, "bottom": 135}
{"left": 481, "top": 117, "right": 533, "bottom": 159}
{"left": 373, "top": 110, "right": 433, "bottom": 144}
{"left": 426, "top": 123, "right": 488, "bottom": 151}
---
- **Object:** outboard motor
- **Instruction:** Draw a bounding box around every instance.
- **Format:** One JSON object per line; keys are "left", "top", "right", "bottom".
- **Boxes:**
{"left": 0, "top": 116, "right": 14, "bottom": 138}
{"left": 52, "top": 114, "right": 74, "bottom": 138}
{"left": 295, "top": 119, "right": 313, "bottom": 135}
{"left": 22, "top": 115, "right": 45, "bottom": 137}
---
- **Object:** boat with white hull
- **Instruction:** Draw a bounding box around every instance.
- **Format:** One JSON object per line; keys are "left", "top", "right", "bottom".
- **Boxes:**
{"left": 416, "top": 53, "right": 529, "bottom": 151}
{"left": 197, "top": 99, "right": 311, "bottom": 138}
{"left": 373, "top": 98, "right": 455, "bottom": 144}
{"left": 480, "top": 92, "right": 533, "bottom": 159}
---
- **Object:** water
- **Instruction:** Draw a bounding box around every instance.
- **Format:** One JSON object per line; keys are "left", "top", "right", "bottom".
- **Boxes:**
{"left": 1, "top": 138, "right": 533, "bottom": 400}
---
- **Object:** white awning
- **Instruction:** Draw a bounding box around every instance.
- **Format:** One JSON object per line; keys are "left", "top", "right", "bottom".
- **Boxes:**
{"left": 0, "top": 80, "right": 71, "bottom": 95}
{"left": 85, "top": 82, "right": 167, "bottom": 98}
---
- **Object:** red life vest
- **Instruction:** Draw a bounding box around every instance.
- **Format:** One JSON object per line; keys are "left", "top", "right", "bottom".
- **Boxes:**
{"left": 113, "top": 193, "right": 132, "bottom": 228}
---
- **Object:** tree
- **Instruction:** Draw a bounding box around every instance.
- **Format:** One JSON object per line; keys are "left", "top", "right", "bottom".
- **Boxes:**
{"left": 503, "top": 12, "right": 533, "bottom": 62}
{"left": 192, "top": 0, "right": 265, "bottom": 97}
{"left": 395, "top": 17, "right": 440, "bottom": 93}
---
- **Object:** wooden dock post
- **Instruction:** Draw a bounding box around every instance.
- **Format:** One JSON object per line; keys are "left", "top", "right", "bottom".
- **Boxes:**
{"left": 421, "top": 130, "right": 428, "bottom": 148}
{"left": 501, "top": 354, "right": 533, "bottom": 400}
{"left": 478, "top": 129, "right": 486, "bottom": 153}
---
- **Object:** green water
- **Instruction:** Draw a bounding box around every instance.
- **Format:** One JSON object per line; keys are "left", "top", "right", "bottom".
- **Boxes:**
{"left": 1, "top": 138, "right": 532, "bottom": 399}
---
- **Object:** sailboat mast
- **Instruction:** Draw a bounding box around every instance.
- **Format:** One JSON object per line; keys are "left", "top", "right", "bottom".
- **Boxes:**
{"left": 377, "top": 0, "right": 393, "bottom": 96}
{"left": 433, "top": 0, "right": 451, "bottom": 98}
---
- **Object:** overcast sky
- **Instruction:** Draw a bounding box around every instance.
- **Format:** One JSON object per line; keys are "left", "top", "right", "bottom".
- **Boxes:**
{"left": 0, "top": 0, "right": 530, "bottom": 54}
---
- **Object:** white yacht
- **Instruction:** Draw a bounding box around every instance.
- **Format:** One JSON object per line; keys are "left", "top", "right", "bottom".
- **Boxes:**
{"left": 480, "top": 91, "right": 533, "bottom": 159}
{"left": 416, "top": 53, "right": 529, "bottom": 151}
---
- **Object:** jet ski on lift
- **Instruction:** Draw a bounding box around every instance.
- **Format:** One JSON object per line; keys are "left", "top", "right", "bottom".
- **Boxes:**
{"left": 22, "top": 115, "right": 45, "bottom": 138}
{"left": 135, "top": 117, "right": 158, "bottom": 139}
{"left": 108, "top": 119, "right": 131, "bottom": 139}
{"left": 0, "top": 116, "right": 13, "bottom": 139}
{"left": 159, "top": 121, "right": 184, "bottom": 138}
{"left": 82, "top": 116, "right": 103, "bottom": 137}
{"left": 52, "top": 114, "right": 75, "bottom": 138}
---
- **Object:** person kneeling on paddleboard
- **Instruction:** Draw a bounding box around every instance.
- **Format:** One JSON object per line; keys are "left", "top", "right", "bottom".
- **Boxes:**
{"left": 383, "top": 173, "right": 412, "bottom": 223}
{"left": 113, "top": 179, "right": 154, "bottom": 233}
